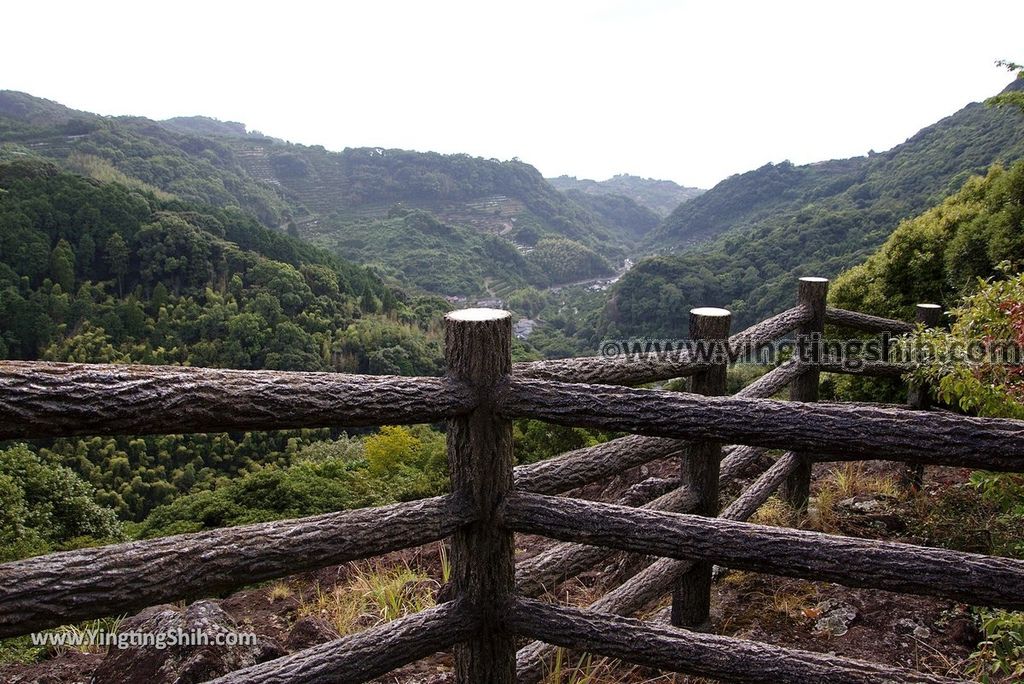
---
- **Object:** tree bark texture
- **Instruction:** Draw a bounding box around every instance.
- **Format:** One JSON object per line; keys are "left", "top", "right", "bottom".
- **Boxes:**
{"left": 502, "top": 492, "right": 1024, "bottom": 610}
{"left": 782, "top": 277, "right": 827, "bottom": 510}
{"left": 824, "top": 307, "right": 915, "bottom": 335}
{"left": 512, "top": 433, "right": 681, "bottom": 495}
{"left": 0, "top": 494, "right": 469, "bottom": 637}
{"left": 513, "top": 350, "right": 707, "bottom": 386}
{"left": 515, "top": 484, "right": 697, "bottom": 597}
{"left": 728, "top": 305, "right": 810, "bottom": 357}
{"left": 514, "top": 446, "right": 783, "bottom": 681}
{"left": 210, "top": 599, "right": 478, "bottom": 684}
{"left": 500, "top": 378, "right": 1024, "bottom": 472}
{"left": 673, "top": 308, "right": 730, "bottom": 628}
{"left": 0, "top": 361, "right": 472, "bottom": 439}
{"left": 511, "top": 305, "right": 810, "bottom": 387}
{"left": 507, "top": 598, "right": 964, "bottom": 684}
{"left": 444, "top": 309, "right": 516, "bottom": 684}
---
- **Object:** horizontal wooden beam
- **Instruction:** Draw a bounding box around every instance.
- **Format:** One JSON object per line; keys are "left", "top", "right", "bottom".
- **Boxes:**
{"left": 729, "top": 305, "right": 811, "bottom": 354}
{"left": 507, "top": 598, "right": 962, "bottom": 684}
{"left": 512, "top": 374, "right": 781, "bottom": 600}
{"left": 210, "top": 599, "right": 478, "bottom": 684}
{"left": 825, "top": 307, "right": 915, "bottom": 335}
{"left": 512, "top": 355, "right": 789, "bottom": 497}
{"left": 516, "top": 483, "right": 697, "bottom": 597}
{"left": 817, "top": 358, "right": 909, "bottom": 377}
{"left": 511, "top": 306, "right": 811, "bottom": 387}
{"left": 512, "top": 350, "right": 706, "bottom": 386}
{"left": 735, "top": 359, "right": 804, "bottom": 398}
{"left": 501, "top": 378, "right": 1024, "bottom": 472}
{"left": 0, "top": 361, "right": 472, "bottom": 439}
{"left": 0, "top": 494, "right": 471, "bottom": 637}
{"left": 512, "top": 434, "right": 681, "bottom": 495}
{"left": 502, "top": 492, "right": 1024, "bottom": 610}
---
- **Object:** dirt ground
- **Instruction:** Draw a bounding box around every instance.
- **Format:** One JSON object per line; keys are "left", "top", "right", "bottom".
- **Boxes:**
{"left": 0, "top": 458, "right": 1011, "bottom": 683}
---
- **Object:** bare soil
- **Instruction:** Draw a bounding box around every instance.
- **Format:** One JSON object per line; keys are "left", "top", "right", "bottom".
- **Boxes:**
{"left": 0, "top": 458, "right": 1009, "bottom": 683}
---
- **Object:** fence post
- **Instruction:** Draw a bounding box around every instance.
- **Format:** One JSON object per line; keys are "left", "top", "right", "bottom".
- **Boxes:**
{"left": 672, "top": 306, "right": 730, "bottom": 630}
{"left": 905, "top": 303, "right": 943, "bottom": 492}
{"left": 781, "top": 277, "right": 828, "bottom": 511}
{"left": 444, "top": 308, "right": 516, "bottom": 683}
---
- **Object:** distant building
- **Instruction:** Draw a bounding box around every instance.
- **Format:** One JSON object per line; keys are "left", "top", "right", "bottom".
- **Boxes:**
{"left": 514, "top": 318, "right": 537, "bottom": 340}
{"left": 475, "top": 298, "right": 505, "bottom": 309}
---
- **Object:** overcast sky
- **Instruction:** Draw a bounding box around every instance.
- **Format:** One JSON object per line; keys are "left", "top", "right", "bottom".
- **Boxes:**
{"left": 3, "top": 1, "right": 1022, "bottom": 188}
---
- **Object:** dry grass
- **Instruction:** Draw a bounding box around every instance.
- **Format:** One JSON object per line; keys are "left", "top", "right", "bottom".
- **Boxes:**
{"left": 47, "top": 616, "right": 124, "bottom": 656}
{"left": 542, "top": 649, "right": 694, "bottom": 683}
{"left": 750, "top": 496, "right": 798, "bottom": 528}
{"left": 719, "top": 571, "right": 821, "bottom": 626}
{"left": 297, "top": 561, "right": 437, "bottom": 636}
{"left": 267, "top": 581, "right": 294, "bottom": 603}
{"left": 809, "top": 463, "right": 899, "bottom": 532}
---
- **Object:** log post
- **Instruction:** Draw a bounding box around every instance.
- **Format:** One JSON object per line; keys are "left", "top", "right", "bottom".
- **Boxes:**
{"left": 781, "top": 277, "right": 828, "bottom": 510}
{"left": 672, "top": 307, "right": 730, "bottom": 630}
{"left": 905, "top": 303, "right": 943, "bottom": 492}
{"left": 444, "top": 308, "right": 516, "bottom": 683}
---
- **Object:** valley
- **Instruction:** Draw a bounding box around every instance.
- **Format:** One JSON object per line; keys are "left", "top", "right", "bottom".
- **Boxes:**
{"left": 2, "top": 67, "right": 1024, "bottom": 684}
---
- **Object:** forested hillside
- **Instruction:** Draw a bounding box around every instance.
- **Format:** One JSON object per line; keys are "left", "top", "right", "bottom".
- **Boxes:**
{"left": 0, "top": 92, "right": 289, "bottom": 225}
{"left": 0, "top": 158, "right": 446, "bottom": 371}
{"left": 547, "top": 173, "right": 704, "bottom": 216}
{"left": 0, "top": 158, "right": 464, "bottom": 525}
{"left": 606, "top": 79, "right": 1024, "bottom": 336}
{"left": 830, "top": 160, "right": 1024, "bottom": 319}
{"left": 0, "top": 92, "right": 636, "bottom": 295}
{"left": 0, "top": 157, "right": 591, "bottom": 544}
{"left": 561, "top": 189, "right": 661, "bottom": 241}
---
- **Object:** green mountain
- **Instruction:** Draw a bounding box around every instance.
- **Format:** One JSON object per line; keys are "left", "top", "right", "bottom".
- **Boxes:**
{"left": 547, "top": 173, "right": 704, "bottom": 217}
{"left": 606, "top": 80, "right": 1024, "bottom": 336}
{"left": 0, "top": 157, "right": 444, "bottom": 374}
{"left": 0, "top": 91, "right": 291, "bottom": 226}
{"left": 256, "top": 146, "right": 625, "bottom": 292}
{"left": 560, "top": 189, "right": 661, "bottom": 241}
{"left": 0, "top": 91, "right": 634, "bottom": 295}
{"left": 830, "top": 159, "right": 1024, "bottom": 320}
{"left": 0, "top": 156, "right": 458, "bottom": 521}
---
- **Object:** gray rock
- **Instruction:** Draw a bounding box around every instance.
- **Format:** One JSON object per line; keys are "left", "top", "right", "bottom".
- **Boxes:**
{"left": 811, "top": 599, "right": 858, "bottom": 638}
{"left": 92, "top": 600, "right": 279, "bottom": 684}
{"left": 838, "top": 496, "right": 888, "bottom": 514}
{"left": 285, "top": 615, "right": 340, "bottom": 651}
{"left": 894, "top": 617, "right": 932, "bottom": 640}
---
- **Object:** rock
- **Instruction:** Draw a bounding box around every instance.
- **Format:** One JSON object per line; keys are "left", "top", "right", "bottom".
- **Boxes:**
{"left": 894, "top": 617, "right": 932, "bottom": 640}
{"left": 894, "top": 617, "right": 918, "bottom": 634}
{"left": 92, "top": 600, "right": 278, "bottom": 684}
{"left": 811, "top": 599, "right": 857, "bottom": 638}
{"left": 285, "top": 615, "right": 340, "bottom": 651}
{"left": 839, "top": 496, "right": 887, "bottom": 514}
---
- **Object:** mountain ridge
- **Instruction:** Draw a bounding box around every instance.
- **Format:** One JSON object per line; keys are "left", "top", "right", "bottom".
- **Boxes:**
{"left": 606, "top": 78, "right": 1024, "bottom": 336}
{"left": 0, "top": 91, "right": 638, "bottom": 294}
{"left": 547, "top": 173, "right": 704, "bottom": 217}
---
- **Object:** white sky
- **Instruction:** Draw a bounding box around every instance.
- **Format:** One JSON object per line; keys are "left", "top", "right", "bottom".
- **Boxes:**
{"left": 2, "top": 0, "right": 1022, "bottom": 188}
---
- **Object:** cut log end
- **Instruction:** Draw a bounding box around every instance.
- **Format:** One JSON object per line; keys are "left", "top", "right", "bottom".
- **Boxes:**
{"left": 446, "top": 308, "right": 511, "bottom": 322}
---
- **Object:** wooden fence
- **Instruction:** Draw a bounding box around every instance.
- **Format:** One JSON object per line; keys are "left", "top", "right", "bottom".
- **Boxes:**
{"left": 1, "top": 276, "right": 1022, "bottom": 683}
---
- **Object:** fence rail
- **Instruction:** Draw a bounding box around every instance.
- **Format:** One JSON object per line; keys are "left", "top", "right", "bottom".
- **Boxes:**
{"left": 0, "top": 276, "right": 1011, "bottom": 684}
{"left": 0, "top": 362, "right": 472, "bottom": 438}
